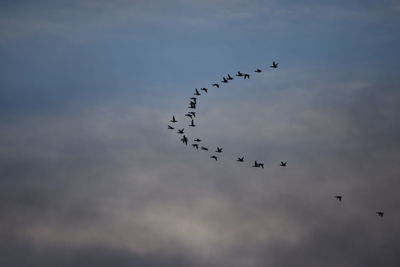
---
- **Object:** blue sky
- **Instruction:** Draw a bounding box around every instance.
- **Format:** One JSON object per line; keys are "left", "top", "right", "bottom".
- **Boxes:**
{"left": 1, "top": 1, "right": 400, "bottom": 267}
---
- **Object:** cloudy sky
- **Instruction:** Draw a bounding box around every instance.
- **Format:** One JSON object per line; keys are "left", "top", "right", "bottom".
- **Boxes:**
{"left": 1, "top": 1, "right": 400, "bottom": 266}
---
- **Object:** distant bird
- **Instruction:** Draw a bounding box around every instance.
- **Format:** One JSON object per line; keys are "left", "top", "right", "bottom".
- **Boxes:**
{"left": 210, "top": 155, "right": 218, "bottom": 161}
{"left": 194, "top": 138, "right": 201, "bottom": 142}
{"left": 190, "top": 97, "right": 197, "bottom": 103}
{"left": 170, "top": 115, "right": 177, "bottom": 123}
{"left": 243, "top": 74, "right": 250, "bottom": 79}
{"left": 212, "top": 83, "right": 220, "bottom": 88}
{"left": 201, "top": 87, "right": 208, "bottom": 93}
{"left": 185, "top": 113, "right": 193, "bottom": 119}
{"left": 177, "top": 128, "right": 184, "bottom": 134}
{"left": 216, "top": 147, "right": 223, "bottom": 153}
{"left": 255, "top": 69, "right": 262, "bottom": 73}
{"left": 258, "top": 163, "right": 264, "bottom": 168}
{"left": 227, "top": 74, "right": 233, "bottom": 80}
{"left": 194, "top": 88, "right": 201, "bottom": 95}
{"left": 221, "top": 77, "right": 228, "bottom": 83}
{"left": 201, "top": 146, "right": 208, "bottom": 151}
{"left": 270, "top": 61, "right": 279, "bottom": 68}
{"left": 376, "top": 211, "right": 384, "bottom": 217}
{"left": 188, "top": 111, "right": 196, "bottom": 117}
{"left": 236, "top": 71, "right": 244, "bottom": 77}
{"left": 168, "top": 125, "right": 175, "bottom": 130}
{"left": 237, "top": 157, "right": 244, "bottom": 162}
{"left": 188, "top": 102, "right": 196, "bottom": 109}
{"left": 280, "top": 161, "right": 287, "bottom": 167}
{"left": 189, "top": 120, "right": 196, "bottom": 127}
{"left": 181, "top": 135, "right": 188, "bottom": 145}
{"left": 335, "top": 195, "right": 342, "bottom": 202}
{"left": 252, "top": 161, "right": 259, "bottom": 168}
{"left": 192, "top": 144, "right": 199, "bottom": 150}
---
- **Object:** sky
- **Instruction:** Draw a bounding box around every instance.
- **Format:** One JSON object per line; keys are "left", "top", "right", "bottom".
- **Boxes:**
{"left": 1, "top": 1, "right": 400, "bottom": 266}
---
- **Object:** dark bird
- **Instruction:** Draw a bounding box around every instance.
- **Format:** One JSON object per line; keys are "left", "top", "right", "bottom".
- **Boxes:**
{"left": 237, "top": 157, "right": 244, "bottom": 162}
{"left": 210, "top": 155, "right": 218, "bottom": 161}
{"left": 168, "top": 125, "right": 175, "bottom": 130}
{"left": 270, "top": 61, "right": 279, "bottom": 68}
{"left": 255, "top": 69, "right": 262, "bottom": 72}
{"left": 201, "top": 87, "right": 208, "bottom": 93}
{"left": 227, "top": 74, "right": 233, "bottom": 80}
{"left": 236, "top": 71, "right": 244, "bottom": 77}
{"left": 280, "top": 161, "right": 287, "bottom": 167}
{"left": 192, "top": 144, "right": 199, "bottom": 149}
{"left": 258, "top": 163, "right": 264, "bottom": 168}
{"left": 252, "top": 161, "right": 259, "bottom": 168}
{"left": 201, "top": 146, "right": 208, "bottom": 151}
{"left": 185, "top": 113, "right": 193, "bottom": 119}
{"left": 194, "top": 88, "right": 201, "bottom": 95}
{"left": 181, "top": 135, "right": 188, "bottom": 145}
{"left": 188, "top": 102, "right": 196, "bottom": 109}
{"left": 243, "top": 74, "right": 250, "bottom": 79}
{"left": 212, "top": 83, "right": 220, "bottom": 88}
{"left": 216, "top": 147, "right": 223, "bottom": 153}
{"left": 189, "top": 120, "right": 196, "bottom": 127}
{"left": 335, "top": 195, "right": 342, "bottom": 202}
{"left": 188, "top": 112, "right": 196, "bottom": 117}
{"left": 177, "top": 128, "right": 184, "bottom": 134}
{"left": 376, "top": 211, "right": 384, "bottom": 217}
{"left": 194, "top": 138, "right": 201, "bottom": 142}
{"left": 190, "top": 97, "right": 197, "bottom": 103}
{"left": 170, "top": 115, "right": 177, "bottom": 123}
{"left": 221, "top": 77, "right": 228, "bottom": 83}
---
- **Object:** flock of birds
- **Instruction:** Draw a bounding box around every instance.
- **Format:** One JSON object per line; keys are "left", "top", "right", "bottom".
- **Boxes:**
{"left": 168, "top": 61, "right": 385, "bottom": 218}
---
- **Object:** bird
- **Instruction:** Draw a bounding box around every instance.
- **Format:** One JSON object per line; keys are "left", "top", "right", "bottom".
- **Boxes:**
{"left": 210, "top": 155, "right": 218, "bottom": 161}
{"left": 188, "top": 102, "right": 196, "bottom": 109}
{"left": 236, "top": 71, "right": 244, "bottom": 77}
{"left": 201, "top": 88, "right": 208, "bottom": 93}
{"left": 280, "top": 161, "right": 287, "bottom": 167}
{"left": 194, "top": 88, "right": 201, "bottom": 95}
{"left": 216, "top": 147, "right": 223, "bottom": 153}
{"left": 181, "top": 135, "right": 188, "bottom": 145}
{"left": 255, "top": 69, "right": 262, "bottom": 73}
{"left": 227, "top": 74, "right": 233, "bottom": 80}
{"left": 170, "top": 115, "right": 177, "bottom": 123}
{"left": 201, "top": 146, "right": 208, "bottom": 151}
{"left": 189, "top": 120, "right": 196, "bottom": 127}
{"left": 237, "top": 157, "right": 244, "bottom": 162}
{"left": 192, "top": 144, "right": 199, "bottom": 149}
{"left": 376, "top": 211, "right": 384, "bottom": 217}
{"left": 185, "top": 113, "right": 193, "bottom": 119}
{"left": 252, "top": 161, "right": 259, "bottom": 168}
{"left": 258, "top": 163, "right": 264, "bottom": 168}
{"left": 188, "top": 111, "right": 196, "bottom": 117}
{"left": 221, "top": 77, "right": 228, "bottom": 83}
{"left": 212, "top": 83, "right": 220, "bottom": 88}
{"left": 243, "top": 74, "right": 250, "bottom": 79}
{"left": 168, "top": 125, "right": 175, "bottom": 130}
{"left": 335, "top": 195, "right": 342, "bottom": 202}
{"left": 194, "top": 138, "right": 201, "bottom": 142}
{"left": 270, "top": 61, "right": 279, "bottom": 68}
{"left": 177, "top": 128, "right": 184, "bottom": 134}
{"left": 190, "top": 97, "right": 197, "bottom": 103}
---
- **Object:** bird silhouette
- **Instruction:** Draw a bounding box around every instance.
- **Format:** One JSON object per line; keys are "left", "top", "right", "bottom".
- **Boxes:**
{"left": 201, "top": 88, "right": 208, "bottom": 93}
{"left": 335, "top": 195, "right": 342, "bottom": 202}
{"left": 189, "top": 120, "right": 196, "bottom": 127}
{"left": 188, "top": 111, "right": 196, "bottom": 117}
{"left": 237, "top": 157, "right": 244, "bottom": 162}
{"left": 192, "top": 144, "right": 199, "bottom": 149}
{"left": 216, "top": 147, "right": 223, "bottom": 153}
{"left": 177, "top": 128, "right": 184, "bottom": 134}
{"left": 280, "top": 161, "right": 287, "bottom": 167}
{"left": 185, "top": 113, "right": 193, "bottom": 119}
{"left": 190, "top": 97, "right": 197, "bottom": 103}
{"left": 188, "top": 102, "right": 196, "bottom": 109}
{"left": 210, "top": 155, "right": 218, "bottom": 161}
{"left": 236, "top": 71, "right": 244, "bottom": 77}
{"left": 243, "top": 74, "right": 250, "bottom": 79}
{"left": 194, "top": 138, "right": 201, "bottom": 142}
{"left": 227, "top": 74, "right": 233, "bottom": 80}
{"left": 168, "top": 125, "right": 175, "bottom": 130}
{"left": 221, "top": 77, "right": 228, "bottom": 83}
{"left": 212, "top": 83, "right": 220, "bottom": 88}
{"left": 376, "top": 211, "right": 384, "bottom": 217}
{"left": 258, "top": 163, "right": 264, "bottom": 168}
{"left": 201, "top": 146, "right": 208, "bottom": 151}
{"left": 170, "top": 115, "right": 177, "bottom": 123}
{"left": 270, "top": 61, "right": 279, "bottom": 68}
{"left": 194, "top": 88, "right": 201, "bottom": 95}
{"left": 252, "top": 161, "right": 259, "bottom": 168}
{"left": 255, "top": 69, "right": 262, "bottom": 72}
{"left": 181, "top": 135, "right": 188, "bottom": 145}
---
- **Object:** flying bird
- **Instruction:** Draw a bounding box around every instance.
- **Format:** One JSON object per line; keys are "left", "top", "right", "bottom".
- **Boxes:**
{"left": 252, "top": 161, "right": 259, "bottom": 168}
{"left": 194, "top": 138, "right": 201, "bottom": 142}
{"left": 212, "top": 83, "right": 220, "bottom": 88}
{"left": 280, "top": 161, "right": 287, "bottom": 167}
{"left": 335, "top": 195, "right": 342, "bottom": 202}
{"left": 189, "top": 120, "right": 196, "bottom": 127}
{"left": 258, "top": 163, "right": 264, "bottom": 168}
{"left": 188, "top": 112, "right": 196, "bottom": 117}
{"left": 201, "top": 146, "right": 208, "bottom": 151}
{"left": 177, "top": 128, "right": 184, "bottom": 134}
{"left": 170, "top": 115, "right": 177, "bottom": 123}
{"left": 376, "top": 211, "right": 384, "bottom": 217}
{"left": 194, "top": 88, "right": 201, "bottom": 95}
{"left": 192, "top": 144, "right": 199, "bottom": 149}
{"left": 185, "top": 113, "right": 193, "bottom": 119}
{"left": 227, "top": 74, "right": 233, "bottom": 80}
{"left": 243, "top": 74, "right": 250, "bottom": 79}
{"left": 221, "top": 77, "right": 228, "bottom": 83}
{"left": 270, "top": 61, "right": 279, "bottom": 68}
{"left": 201, "top": 88, "right": 208, "bottom": 93}
{"left": 237, "top": 157, "right": 244, "bottom": 162}
{"left": 236, "top": 71, "right": 244, "bottom": 77}
{"left": 168, "top": 125, "right": 175, "bottom": 130}
{"left": 190, "top": 97, "right": 197, "bottom": 103}
{"left": 210, "top": 155, "right": 218, "bottom": 161}
{"left": 255, "top": 69, "right": 262, "bottom": 72}
{"left": 216, "top": 147, "right": 223, "bottom": 153}
{"left": 181, "top": 135, "right": 188, "bottom": 145}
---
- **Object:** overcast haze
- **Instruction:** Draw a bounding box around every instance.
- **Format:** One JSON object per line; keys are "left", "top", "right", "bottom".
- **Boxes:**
{"left": 1, "top": 1, "right": 400, "bottom": 267}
